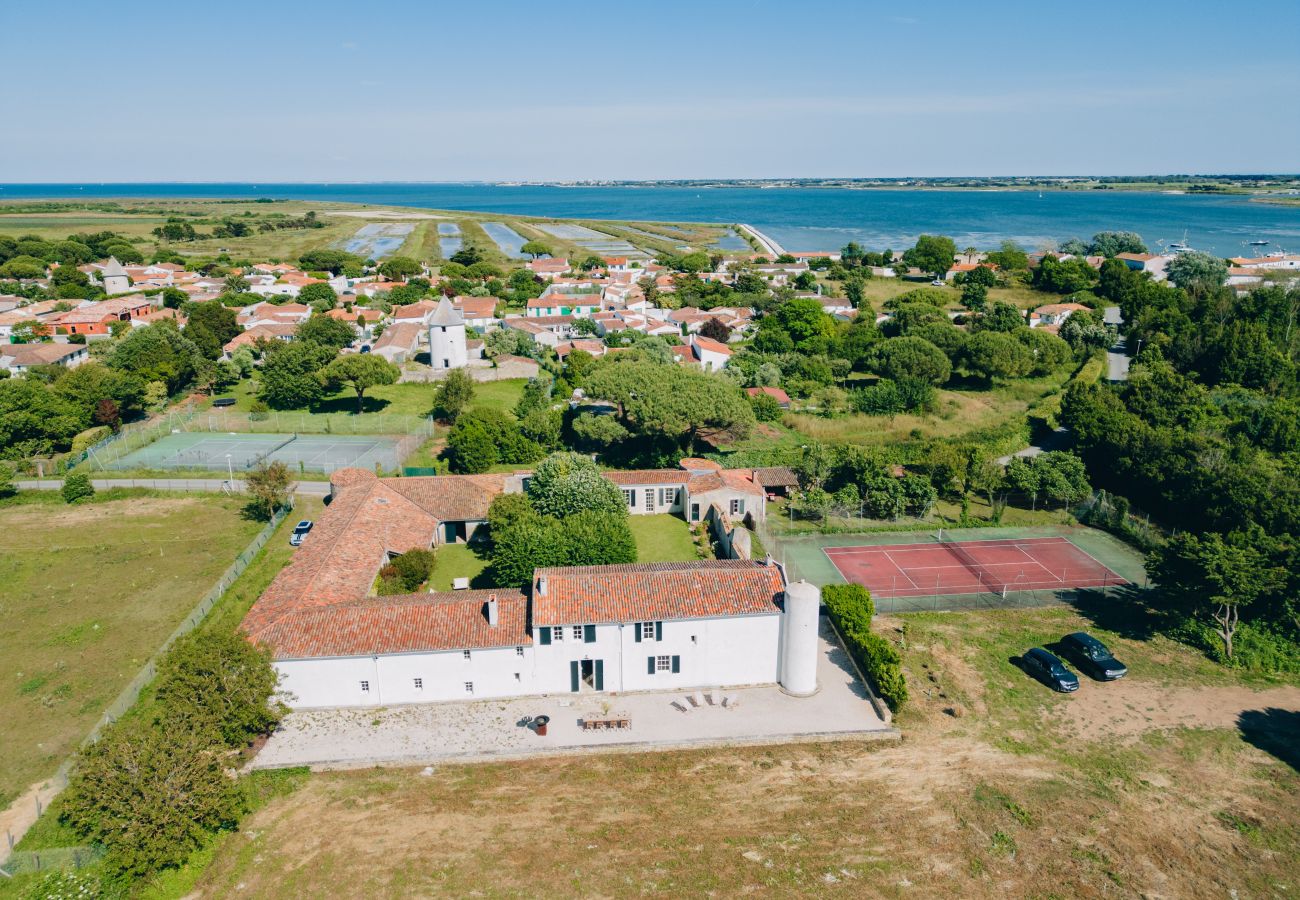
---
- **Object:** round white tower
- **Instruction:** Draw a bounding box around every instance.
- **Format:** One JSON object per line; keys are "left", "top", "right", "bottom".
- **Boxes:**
{"left": 780, "top": 580, "right": 820, "bottom": 697}
{"left": 428, "top": 297, "right": 467, "bottom": 370}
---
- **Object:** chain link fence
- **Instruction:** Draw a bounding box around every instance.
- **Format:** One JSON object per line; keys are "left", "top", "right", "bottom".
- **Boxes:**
{"left": 1, "top": 845, "right": 105, "bottom": 875}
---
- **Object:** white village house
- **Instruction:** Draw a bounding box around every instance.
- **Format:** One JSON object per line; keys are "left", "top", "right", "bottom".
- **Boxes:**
{"left": 241, "top": 467, "right": 817, "bottom": 708}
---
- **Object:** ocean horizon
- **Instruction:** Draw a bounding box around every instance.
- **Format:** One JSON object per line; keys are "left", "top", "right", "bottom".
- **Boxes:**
{"left": 3, "top": 182, "right": 1299, "bottom": 256}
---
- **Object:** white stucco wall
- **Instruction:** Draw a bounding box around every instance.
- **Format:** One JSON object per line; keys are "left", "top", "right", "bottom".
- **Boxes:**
{"left": 277, "top": 644, "right": 529, "bottom": 708}
{"left": 275, "top": 613, "right": 782, "bottom": 709}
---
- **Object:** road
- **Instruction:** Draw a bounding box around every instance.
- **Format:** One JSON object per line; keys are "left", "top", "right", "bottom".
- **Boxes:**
{"left": 16, "top": 477, "right": 332, "bottom": 496}
{"left": 737, "top": 223, "right": 785, "bottom": 258}
{"left": 1103, "top": 305, "right": 1131, "bottom": 382}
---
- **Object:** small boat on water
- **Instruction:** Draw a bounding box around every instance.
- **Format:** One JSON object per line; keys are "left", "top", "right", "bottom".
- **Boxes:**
{"left": 1248, "top": 240, "right": 1269, "bottom": 246}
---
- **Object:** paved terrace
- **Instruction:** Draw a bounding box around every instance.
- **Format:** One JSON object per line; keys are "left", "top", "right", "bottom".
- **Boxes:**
{"left": 251, "top": 622, "right": 894, "bottom": 770}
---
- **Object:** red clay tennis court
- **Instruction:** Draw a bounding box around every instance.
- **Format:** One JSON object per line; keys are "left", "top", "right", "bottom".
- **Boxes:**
{"left": 824, "top": 537, "right": 1127, "bottom": 598}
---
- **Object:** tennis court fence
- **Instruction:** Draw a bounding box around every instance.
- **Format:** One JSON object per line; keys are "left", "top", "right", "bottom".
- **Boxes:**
{"left": 64, "top": 409, "right": 433, "bottom": 472}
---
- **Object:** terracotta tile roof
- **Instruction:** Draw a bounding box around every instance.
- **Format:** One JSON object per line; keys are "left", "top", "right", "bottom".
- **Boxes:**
{"left": 679, "top": 457, "right": 722, "bottom": 472}
{"left": 1, "top": 343, "right": 85, "bottom": 366}
{"left": 453, "top": 296, "right": 498, "bottom": 318}
{"left": 382, "top": 473, "right": 510, "bottom": 522}
{"left": 242, "top": 476, "right": 440, "bottom": 642}
{"left": 752, "top": 466, "right": 799, "bottom": 488}
{"left": 254, "top": 590, "right": 530, "bottom": 659}
{"left": 372, "top": 321, "right": 422, "bottom": 350}
{"left": 744, "top": 386, "right": 791, "bottom": 404}
{"left": 223, "top": 323, "right": 298, "bottom": 351}
{"left": 532, "top": 559, "right": 783, "bottom": 626}
{"left": 692, "top": 335, "right": 732, "bottom": 356}
{"left": 603, "top": 470, "right": 688, "bottom": 486}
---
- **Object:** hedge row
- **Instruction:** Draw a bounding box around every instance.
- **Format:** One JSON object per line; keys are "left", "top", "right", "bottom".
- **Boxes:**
{"left": 821, "top": 583, "right": 908, "bottom": 711}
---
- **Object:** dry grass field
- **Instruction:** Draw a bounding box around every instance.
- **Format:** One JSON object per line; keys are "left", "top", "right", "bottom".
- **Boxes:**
{"left": 181, "top": 605, "right": 1300, "bottom": 898}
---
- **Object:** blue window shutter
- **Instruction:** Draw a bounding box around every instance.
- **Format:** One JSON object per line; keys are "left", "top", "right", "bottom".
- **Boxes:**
{"left": 539, "top": 626, "right": 551, "bottom": 645}
{"left": 671, "top": 655, "right": 680, "bottom": 674}
{"left": 570, "top": 660, "right": 580, "bottom": 692}
{"left": 655, "top": 621, "right": 663, "bottom": 641}
{"left": 634, "top": 623, "right": 642, "bottom": 643}
{"left": 584, "top": 624, "right": 596, "bottom": 643}
{"left": 594, "top": 660, "right": 604, "bottom": 691}
{"left": 647, "top": 656, "right": 655, "bottom": 675}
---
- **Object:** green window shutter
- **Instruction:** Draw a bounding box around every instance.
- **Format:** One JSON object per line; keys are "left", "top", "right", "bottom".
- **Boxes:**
{"left": 671, "top": 655, "right": 680, "bottom": 674}
{"left": 570, "top": 660, "right": 580, "bottom": 693}
{"left": 647, "top": 656, "right": 656, "bottom": 675}
{"left": 634, "top": 623, "right": 642, "bottom": 643}
{"left": 594, "top": 659, "right": 604, "bottom": 691}
{"left": 654, "top": 621, "right": 663, "bottom": 641}
{"left": 539, "top": 626, "right": 551, "bottom": 645}
{"left": 584, "top": 624, "right": 596, "bottom": 643}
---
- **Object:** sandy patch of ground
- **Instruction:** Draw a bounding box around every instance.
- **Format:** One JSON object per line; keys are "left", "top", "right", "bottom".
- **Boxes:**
{"left": 324, "top": 210, "right": 447, "bottom": 220}
{"left": 1054, "top": 680, "right": 1300, "bottom": 740}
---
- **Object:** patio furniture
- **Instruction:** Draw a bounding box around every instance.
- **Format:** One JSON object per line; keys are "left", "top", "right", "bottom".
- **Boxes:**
{"left": 690, "top": 691, "right": 705, "bottom": 708}
{"left": 671, "top": 699, "right": 691, "bottom": 713}
{"left": 723, "top": 695, "right": 740, "bottom": 709}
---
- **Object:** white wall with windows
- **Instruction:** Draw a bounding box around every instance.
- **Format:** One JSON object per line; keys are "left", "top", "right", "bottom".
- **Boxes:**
{"left": 619, "top": 484, "right": 685, "bottom": 516}
{"left": 276, "top": 644, "right": 531, "bottom": 708}
{"left": 276, "top": 615, "right": 782, "bottom": 709}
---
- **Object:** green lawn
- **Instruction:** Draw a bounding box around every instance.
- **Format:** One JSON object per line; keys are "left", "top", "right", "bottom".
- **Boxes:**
{"left": 629, "top": 514, "right": 700, "bottom": 563}
{"left": 204, "top": 377, "right": 528, "bottom": 436}
{"left": 0, "top": 491, "right": 264, "bottom": 807}
{"left": 430, "top": 543, "right": 493, "bottom": 591}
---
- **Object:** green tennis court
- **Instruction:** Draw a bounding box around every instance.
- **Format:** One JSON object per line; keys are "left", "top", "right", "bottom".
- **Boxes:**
{"left": 100, "top": 432, "right": 406, "bottom": 473}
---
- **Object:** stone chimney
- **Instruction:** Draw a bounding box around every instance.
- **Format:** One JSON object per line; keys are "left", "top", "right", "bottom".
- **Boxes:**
{"left": 537, "top": 575, "right": 548, "bottom": 596}
{"left": 486, "top": 594, "right": 499, "bottom": 627}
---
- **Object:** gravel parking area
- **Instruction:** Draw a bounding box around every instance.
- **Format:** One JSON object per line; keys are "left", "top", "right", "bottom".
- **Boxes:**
{"left": 252, "top": 622, "right": 893, "bottom": 770}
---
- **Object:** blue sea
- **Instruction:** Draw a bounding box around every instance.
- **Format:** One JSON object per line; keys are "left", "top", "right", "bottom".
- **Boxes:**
{"left": 3, "top": 182, "right": 1299, "bottom": 257}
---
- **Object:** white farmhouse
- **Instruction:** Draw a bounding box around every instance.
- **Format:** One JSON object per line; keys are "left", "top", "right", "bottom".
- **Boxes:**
{"left": 242, "top": 467, "right": 811, "bottom": 709}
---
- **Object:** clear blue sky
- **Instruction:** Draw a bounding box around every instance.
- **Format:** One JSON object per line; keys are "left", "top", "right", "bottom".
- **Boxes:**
{"left": 4, "top": 0, "right": 1298, "bottom": 181}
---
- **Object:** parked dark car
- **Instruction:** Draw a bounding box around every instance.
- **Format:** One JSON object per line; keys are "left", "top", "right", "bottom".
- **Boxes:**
{"left": 1021, "top": 648, "right": 1080, "bottom": 692}
{"left": 290, "top": 520, "right": 314, "bottom": 547}
{"left": 1060, "top": 632, "right": 1128, "bottom": 681}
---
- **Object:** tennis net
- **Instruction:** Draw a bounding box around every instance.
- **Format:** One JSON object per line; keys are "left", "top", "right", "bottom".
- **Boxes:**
{"left": 939, "top": 533, "right": 1002, "bottom": 593}
{"left": 247, "top": 433, "right": 297, "bottom": 469}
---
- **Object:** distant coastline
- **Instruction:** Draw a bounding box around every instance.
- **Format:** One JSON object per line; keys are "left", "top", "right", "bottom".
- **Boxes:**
{"left": 3, "top": 182, "right": 1299, "bottom": 256}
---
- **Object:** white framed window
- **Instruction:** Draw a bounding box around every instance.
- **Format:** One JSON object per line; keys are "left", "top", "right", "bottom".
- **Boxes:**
{"left": 641, "top": 622, "right": 656, "bottom": 641}
{"left": 572, "top": 625, "right": 584, "bottom": 641}
{"left": 360, "top": 680, "right": 370, "bottom": 692}
{"left": 413, "top": 677, "right": 423, "bottom": 690}
{"left": 656, "top": 655, "right": 671, "bottom": 672}
{"left": 553, "top": 626, "right": 564, "bottom": 642}
{"left": 516, "top": 646, "right": 524, "bottom": 657}
{"left": 465, "top": 681, "right": 474, "bottom": 694}
{"left": 730, "top": 498, "right": 745, "bottom": 516}
{"left": 463, "top": 649, "right": 471, "bottom": 660}
{"left": 622, "top": 489, "right": 635, "bottom": 508}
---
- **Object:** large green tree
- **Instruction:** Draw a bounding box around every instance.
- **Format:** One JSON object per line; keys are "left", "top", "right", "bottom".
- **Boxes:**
{"left": 526, "top": 451, "right": 627, "bottom": 518}
{"left": 320, "top": 353, "right": 400, "bottom": 413}
{"left": 901, "top": 234, "right": 957, "bottom": 278}
{"left": 867, "top": 336, "right": 952, "bottom": 385}
{"left": 257, "top": 340, "right": 336, "bottom": 409}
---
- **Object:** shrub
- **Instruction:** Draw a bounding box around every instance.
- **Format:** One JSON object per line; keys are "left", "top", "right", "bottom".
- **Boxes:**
{"left": 71, "top": 425, "right": 112, "bottom": 454}
{"left": 849, "top": 629, "right": 909, "bottom": 711}
{"left": 750, "top": 391, "right": 784, "bottom": 422}
{"left": 821, "top": 583, "right": 907, "bottom": 711}
{"left": 388, "top": 548, "right": 436, "bottom": 592}
{"left": 62, "top": 717, "right": 242, "bottom": 878}
{"left": 153, "top": 629, "right": 285, "bottom": 747}
{"left": 821, "top": 583, "right": 875, "bottom": 633}
{"left": 61, "top": 471, "right": 95, "bottom": 503}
